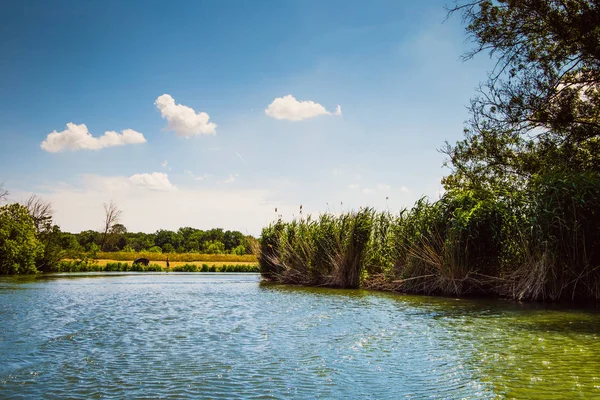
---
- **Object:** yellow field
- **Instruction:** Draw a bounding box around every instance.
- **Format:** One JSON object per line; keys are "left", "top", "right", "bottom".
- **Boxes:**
{"left": 94, "top": 252, "right": 257, "bottom": 263}
{"left": 93, "top": 259, "right": 258, "bottom": 268}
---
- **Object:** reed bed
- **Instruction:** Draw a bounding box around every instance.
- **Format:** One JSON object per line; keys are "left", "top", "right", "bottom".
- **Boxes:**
{"left": 259, "top": 175, "right": 600, "bottom": 302}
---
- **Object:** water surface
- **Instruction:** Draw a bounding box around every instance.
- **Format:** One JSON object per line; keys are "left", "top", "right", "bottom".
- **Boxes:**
{"left": 1, "top": 273, "right": 599, "bottom": 398}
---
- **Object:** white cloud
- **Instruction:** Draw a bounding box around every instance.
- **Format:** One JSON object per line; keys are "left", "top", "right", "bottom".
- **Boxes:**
{"left": 223, "top": 173, "right": 239, "bottom": 184}
{"left": 185, "top": 170, "right": 209, "bottom": 181}
{"left": 81, "top": 172, "right": 176, "bottom": 193}
{"left": 129, "top": 173, "right": 176, "bottom": 192}
{"left": 377, "top": 183, "right": 391, "bottom": 191}
{"left": 348, "top": 183, "right": 360, "bottom": 189}
{"left": 265, "top": 95, "right": 342, "bottom": 121}
{"left": 400, "top": 186, "right": 409, "bottom": 193}
{"left": 362, "top": 188, "right": 374, "bottom": 194}
{"left": 41, "top": 123, "right": 146, "bottom": 153}
{"left": 332, "top": 168, "right": 341, "bottom": 176}
{"left": 155, "top": 94, "right": 217, "bottom": 137}
{"left": 161, "top": 160, "right": 168, "bottom": 168}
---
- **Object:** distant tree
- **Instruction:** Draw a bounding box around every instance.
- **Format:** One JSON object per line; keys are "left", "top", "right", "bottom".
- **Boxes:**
{"left": 126, "top": 233, "right": 155, "bottom": 252}
{"left": 105, "top": 223, "right": 128, "bottom": 251}
{"left": 60, "top": 232, "right": 82, "bottom": 253}
{"left": 78, "top": 230, "right": 102, "bottom": 250}
{"left": 204, "top": 228, "right": 225, "bottom": 244}
{"left": 35, "top": 225, "right": 64, "bottom": 272}
{"left": 162, "top": 243, "right": 175, "bottom": 253}
{"left": 88, "top": 243, "right": 100, "bottom": 255}
{"left": 26, "top": 194, "right": 54, "bottom": 233}
{"left": 110, "top": 223, "right": 127, "bottom": 235}
{"left": 232, "top": 245, "right": 246, "bottom": 256}
{"left": 183, "top": 230, "right": 205, "bottom": 252}
{"left": 223, "top": 230, "right": 245, "bottom": 251}
{"left": 202, "top": 240, "right": 226, "bottom": 254}
{"left": 155, "top": 229, "right": 182, "bottom": 251}
{"left": 101, "top": 201, "right": 122, "bottom": 251}
{"left": 23, "top": 195, "right": 65, "bottom": 272}
{"left": 0, "top": 203, "right": 43, "bottom": 274}
{"left": 147, "top": 245, "right": 163, "bottom": 253}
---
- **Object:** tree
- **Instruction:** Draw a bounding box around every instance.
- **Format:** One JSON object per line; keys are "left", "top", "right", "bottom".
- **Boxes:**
{"left": 444, "top": 0, "right": 600, "bottom": 189}
{"left": 101, "top": 201, "right": 122, "bottom": 251}
{"left": 0, "top": 203, "right": 43, "bottom": 274}
{"left": 202, "top": 240, "right": 226, "bottom": 254}
{"left": 155, "top": 229, "right": 182, "bottom": 251}
{"left": 26, "top": 194, "right": 54, "bottom": 233}
{"left": 78, "top": 230, "right": 102, "bottom": 250}
{"left": 162, "top": 243, "right": 175, "bottom": 253}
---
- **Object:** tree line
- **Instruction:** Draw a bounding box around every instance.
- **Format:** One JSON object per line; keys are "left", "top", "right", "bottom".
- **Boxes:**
{"left": 0, "top": 192, "right": 254, "bottom": 274}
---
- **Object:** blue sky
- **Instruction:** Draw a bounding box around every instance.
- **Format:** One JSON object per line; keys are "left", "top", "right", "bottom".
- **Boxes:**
{"left": 0, "top": 0, "right": 492, "bottom": 235}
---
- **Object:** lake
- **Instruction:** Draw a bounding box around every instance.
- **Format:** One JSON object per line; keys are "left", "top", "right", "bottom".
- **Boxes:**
{"left": 1, "top": 273, "right": 599, "bottom": 399}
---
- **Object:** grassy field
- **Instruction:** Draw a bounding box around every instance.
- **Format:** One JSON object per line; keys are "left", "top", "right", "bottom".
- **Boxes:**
{"left": 94, "top": 252, "right": 257, "bottom": 263}
{"left": 93, "top": 259, "right": 258, "bottom": 268}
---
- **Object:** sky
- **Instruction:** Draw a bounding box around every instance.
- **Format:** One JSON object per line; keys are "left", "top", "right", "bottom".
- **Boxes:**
{"left": 0, "top": 0, "right": 492, "bottom": 236}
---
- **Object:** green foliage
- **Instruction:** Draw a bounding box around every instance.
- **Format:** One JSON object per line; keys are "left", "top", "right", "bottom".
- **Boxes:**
{"left": 202, "top": 240, "right": 226, "bottom": 254}
{"left": 170, "top": 263, "right": 258, "bottom": 272}
{"left": 0, "top": 204, "right": 43, "bottom": 274}
{"left": 147, "top": 246, "right": 163, "bottom": 253}
{"left": 445, "top": 0, "right": 600, "bottom": 190}
{"left": 232, "top": 245, "right": 247, "bottom": 255}
{"left": 56, "top": 260, "right": 166, "bottom": 272}
{"left": 71, "top": 226, "right": 251, "bottom": 255}
{"left": 162, "top": 243, "right": 175, "bottom": 253}
{"left": 35, "top": 225, "right": 65, "bottom": 273}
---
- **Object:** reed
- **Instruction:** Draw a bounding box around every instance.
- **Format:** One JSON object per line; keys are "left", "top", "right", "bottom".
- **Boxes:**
{"left": 258, "top": 176, "right": 600, "bottom": 302}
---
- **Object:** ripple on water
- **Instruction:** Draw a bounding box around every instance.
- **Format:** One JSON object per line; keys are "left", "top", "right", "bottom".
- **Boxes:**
{"left": 0, "top": 274, "right": 599, "bottom": 399}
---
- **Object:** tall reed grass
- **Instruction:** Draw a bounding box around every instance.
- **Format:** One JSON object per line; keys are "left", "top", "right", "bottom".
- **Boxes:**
{"left": 258, "top": 178, "right": 600, "bottom": 302}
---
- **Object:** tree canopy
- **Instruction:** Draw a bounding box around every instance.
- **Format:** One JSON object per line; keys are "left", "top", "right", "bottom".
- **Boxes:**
{"left": 0, "top": 203, "right": 43, "bottom": 274}
{"left": 444, "top": 0, "right": 600, "bottom": 190}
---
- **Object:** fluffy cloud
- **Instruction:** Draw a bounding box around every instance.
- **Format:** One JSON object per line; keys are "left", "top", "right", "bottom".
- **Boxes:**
{"left": 129, "top": 173, "right": 176, "bottom": 191}
{"left": 348, "top": 183, "right": 360, "bottom": 189}
{"left": 155, "top": 94, "right": 217, "bottom": 137}
{"left": 377, "top": 183, "right": 391, "bottom": 191}
{"left": 81, "top": 172, "right": 176, "bottom": 192}
{"left": 41, "top": 123, "right": 146, "bottom": 153}
{"left": 265, "top": 95, "right": 342, "bottom": 121}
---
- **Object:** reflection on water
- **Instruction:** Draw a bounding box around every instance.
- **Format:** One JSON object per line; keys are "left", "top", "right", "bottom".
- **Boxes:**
{"left": 0, "top": 273, "right": 599, "bottom": 398}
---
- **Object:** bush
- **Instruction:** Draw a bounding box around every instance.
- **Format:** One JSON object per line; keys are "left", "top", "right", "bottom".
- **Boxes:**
{"left": 0, "top": 204, "right": 44, "bottom": 274}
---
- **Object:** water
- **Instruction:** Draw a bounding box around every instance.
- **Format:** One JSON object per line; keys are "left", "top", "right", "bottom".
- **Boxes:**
{"left": 0, "top": 273, "right": 599, "bottom": 399}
